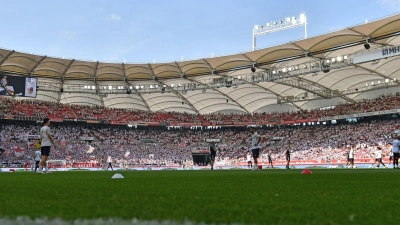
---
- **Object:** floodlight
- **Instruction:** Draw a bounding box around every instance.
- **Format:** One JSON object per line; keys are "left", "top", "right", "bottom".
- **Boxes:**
{"left": 378, "top": 81, "right": 381, "bottom": 84}
{"left": 331, "top": 58, "right": 336, "bottom": 62}
{"left": 343, "top": 55, "right": 348, "bottom": 60}
{"left": 254, "top": 25, "right": 259, "bottom": 29}
{"left": 272, "top": 70, "right": 276, "bottom": 74}
{"left": 385, "top": 79, "right": 390, "bottom": 83}
{"left": 171, "top": 84, "right": 174, "bottom": 87}
{"left": 365, "top": 83, "right": 368, "bottom": 86}
{"left": 286, "top": 18, "right": 291, "bottom": 22}
{"left": 282, "top": 68, "right": 287, "bottom": 73}
{"left": 300, "top": 14, "right": 305, "bottom": 23}
{"left": 108, "top": 86, "right": 112, "bottom": 90}
{"left": 337, "top": 56, "right": 343, "bottom": 62}
{"left": 266, "top": 23, "right": 270, "bottom": 27}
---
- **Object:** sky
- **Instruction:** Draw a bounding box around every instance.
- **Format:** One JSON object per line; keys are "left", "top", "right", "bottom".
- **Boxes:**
{"left": 0, "top": 0, "right": 399, "bottom": 63}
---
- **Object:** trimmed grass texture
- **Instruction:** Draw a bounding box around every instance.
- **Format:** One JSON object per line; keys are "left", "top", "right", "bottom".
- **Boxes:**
{"left": 1, "top": 169, "right": 399, "bottom": 225}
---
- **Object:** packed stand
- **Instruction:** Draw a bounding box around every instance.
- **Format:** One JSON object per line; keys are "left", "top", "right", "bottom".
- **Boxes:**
{"left": 1, "top": 118, "right": 399, "bottom": 167}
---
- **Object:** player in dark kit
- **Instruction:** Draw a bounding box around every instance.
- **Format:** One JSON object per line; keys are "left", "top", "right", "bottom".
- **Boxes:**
{"left": 267, "top": 150, "right": 274, "bottom": 168}
{"left": 284, "top": 146, "right": 291, "bottom": 169}
{"left": 210, "top": 142, "right": 217, "bottom": 170}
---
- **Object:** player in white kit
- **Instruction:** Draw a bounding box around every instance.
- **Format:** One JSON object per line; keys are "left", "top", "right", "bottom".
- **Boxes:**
{"left": 107, "top": 155, "right": 113, "bottom": 170}
{"left": 34, "top": 149, "right": 41, "bottom": 172}
{"left": 246, "top": 152, "right": 252, "bottom": 169}
{"left": 348, "top": 147, "right": 355, "bottom": 168}
{"left": 373, "top": 146, "right": 385, "bottom": 168}
{"left": 37, "top": 118, "right": 56, "bottom": 174}
{"left": 249, "top": 127, "right": 261, "bottom": 170}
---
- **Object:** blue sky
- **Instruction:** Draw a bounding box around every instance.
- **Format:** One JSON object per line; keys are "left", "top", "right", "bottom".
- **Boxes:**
{"left": 0, "top": 0, "right": 399, "bottom": 63}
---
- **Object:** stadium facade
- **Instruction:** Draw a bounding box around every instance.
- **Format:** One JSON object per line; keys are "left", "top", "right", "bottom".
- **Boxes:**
{"left": 0, "top": 14, "right": 400, "bottom": 115}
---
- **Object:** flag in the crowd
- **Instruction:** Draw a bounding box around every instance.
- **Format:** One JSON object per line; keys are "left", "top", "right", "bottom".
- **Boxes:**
{"left": 178, "top": 141, "right": 186, "bottom": 148}
{"left": 124, "top": 151, "right": 130, "bottom": 158}
{"left": 12, "top": 146, "right": 25, "bottom": 157}
{"left": 29, "top": 141, "right": 35, "bottom": 148}
{"left": 60, "top": 139, "right": 67, "bottom": 149}
{"left": 86, "top": 145, "right": 94, "bottom": 153}
{"left": 66, "top": 156, "right": 71, "bottom": 160}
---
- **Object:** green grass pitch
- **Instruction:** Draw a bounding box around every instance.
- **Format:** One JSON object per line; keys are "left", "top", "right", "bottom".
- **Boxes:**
{"left": 0, "top": 169, "right": 399, "bottom": 225}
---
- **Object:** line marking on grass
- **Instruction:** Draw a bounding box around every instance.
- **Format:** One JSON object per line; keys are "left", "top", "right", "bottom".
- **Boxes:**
{"left": 0, "top": 217, "right": 247, "bottom": 225}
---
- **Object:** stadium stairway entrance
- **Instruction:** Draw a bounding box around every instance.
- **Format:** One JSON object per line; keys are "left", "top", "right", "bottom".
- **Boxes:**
{"left": 70, "top": 108, "right": 78, "bottom": 119}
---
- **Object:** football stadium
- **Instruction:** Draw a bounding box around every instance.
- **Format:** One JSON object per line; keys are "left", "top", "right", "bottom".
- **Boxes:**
{"left": 1, "top": 1, "right": 400, "bottom": 224}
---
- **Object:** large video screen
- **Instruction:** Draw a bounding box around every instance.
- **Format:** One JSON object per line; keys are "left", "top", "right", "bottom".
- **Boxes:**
{"left": 0, "top": 74, "right": 37, "bottom": 98}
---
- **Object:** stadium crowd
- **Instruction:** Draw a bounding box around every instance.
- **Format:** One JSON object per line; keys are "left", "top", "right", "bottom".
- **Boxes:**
{"left": 0, "top": 119, "right": 398, "bottom": 167}
{"left": 1, "top": 93, "right": 400, "bottom": 124}
{"left": 0, "top": 93, "right": 400, "bottom": 168}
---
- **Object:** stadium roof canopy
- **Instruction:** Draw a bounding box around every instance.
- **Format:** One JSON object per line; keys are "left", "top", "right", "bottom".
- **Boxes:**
{"left": 1, "top": 13, "right": 400, "bottom": 114}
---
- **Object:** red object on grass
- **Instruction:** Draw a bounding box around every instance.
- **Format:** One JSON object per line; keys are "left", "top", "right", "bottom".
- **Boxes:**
{"left": 301, "top": 169, "right": 312, "bottom": 174}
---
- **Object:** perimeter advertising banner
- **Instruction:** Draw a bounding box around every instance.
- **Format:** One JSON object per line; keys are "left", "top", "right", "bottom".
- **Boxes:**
{"left": 0, "top": 74, "right": 37, "bottom": 97}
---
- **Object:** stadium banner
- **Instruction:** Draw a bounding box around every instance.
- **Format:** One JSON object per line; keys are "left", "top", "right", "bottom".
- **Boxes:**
{"left": 0, "top": 74, "right": 37, "bottom": 98}
{"left": 379, "top": 109, "right": 400, "bottom": 114}
{"left": 79, "top": 137, "right": 94, "bottom": 141}
{"left": 4, "top": 115, "right": 14, "bottom": 120}
{"left": 111, "top": 121, "right": 128, "bottom": 125}
{"left": 147, "top": 122, "right": 159, "bottom": 126}
{"left": 220, "top": 124, "right": 234, "bottom": 127}
{"left": 86, "top": 120, "right": 99, "bottom": 124}
{"left": 295, "top": 119, "right": 309, "bottom": 123}
{"left": 63, "top": 118, "right": 76, "bottom": 122}
{"left": 137, "top": 122, "right": 148, "bottom": 126}
{"left": 284, "top": 120, "right": 296, "bottom": 124}
{"left": 318, "top": 109, "right": 400, "bottom": 121}
{"left": 202, "top": 122, "right": 213, "bottom": 126}
{"left": 206, "top": 138, "right": 221, "bottom": 143}
{"left": 77, "top": 119, "right": 86, "bottom": 123}
{"left": 353, "top": 45, "right": 400, "bottom": 64}
{"left": 358, "top": 111, "right": 380, "bottom": 117}
{"left": 26, "top": 135, "right": 40, "bottom": 140}
{"left": 51, "top": 118, "right": 63, "bottom": 123}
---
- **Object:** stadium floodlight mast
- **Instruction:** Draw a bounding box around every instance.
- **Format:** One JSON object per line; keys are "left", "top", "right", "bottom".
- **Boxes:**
{"left": 252, "top": 13, "right": 307, "bottom": 51}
